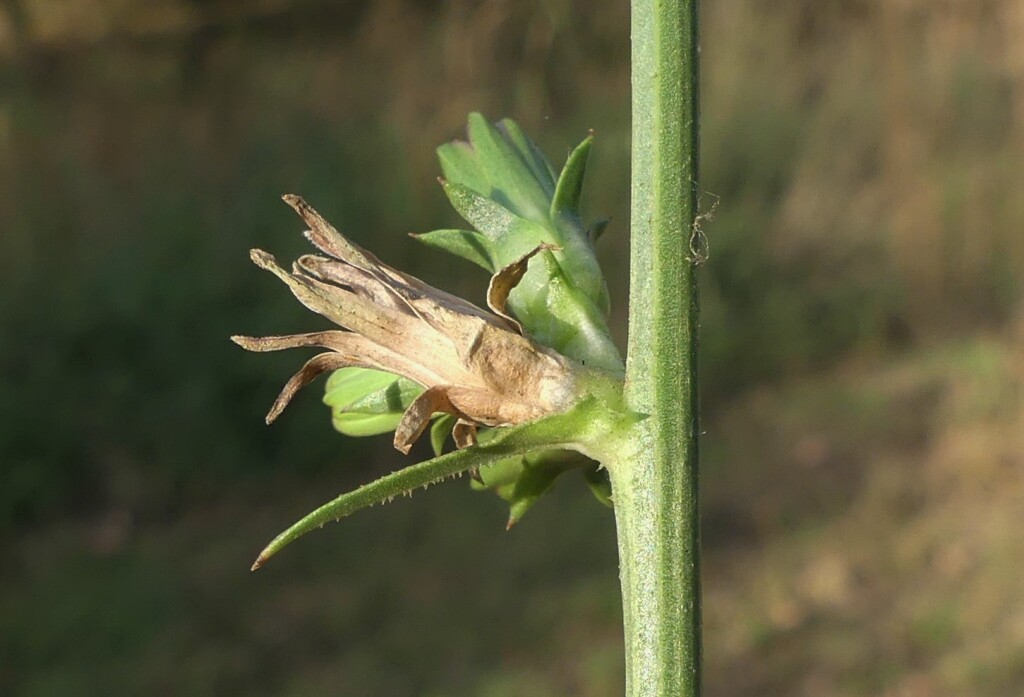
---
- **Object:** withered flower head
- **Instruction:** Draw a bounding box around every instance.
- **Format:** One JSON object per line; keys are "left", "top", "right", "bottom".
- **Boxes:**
{"left": 232, "top": 195, "right": 581, "bottom": 454}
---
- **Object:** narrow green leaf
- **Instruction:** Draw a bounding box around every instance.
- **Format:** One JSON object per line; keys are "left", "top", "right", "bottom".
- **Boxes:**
{"left": 437, "top": 140, "right": 489, "bottom": 196}
{"left": 466, "top": 112, "right": 550, "bottom": 222}
{"left": 551, "top": 135, "right": 593, "bottom": 221}
{"left": 474, "top": 456, "right": 525, "bottom": 491}
{"left": 496, "top": 118, "right": 558, "bottom": 193}
{"left": 251, "top": 398, "right": 599, "bottom": 570}
{"left": 429, "top": 413, "right": 457, "bottom": 457}
{"left": 412, "top": 229, "right": 495, "bottom": 272}
{"left": 506, "top": 456, "right": 565, "bottom": 528}
{"left": 439, "top": 180, "right": 548, "bottom": 260}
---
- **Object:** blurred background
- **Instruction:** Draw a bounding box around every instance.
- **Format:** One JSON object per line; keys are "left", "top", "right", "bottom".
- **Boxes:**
{"left": 1, "top": 0, "right": 1022, "bottom": 695}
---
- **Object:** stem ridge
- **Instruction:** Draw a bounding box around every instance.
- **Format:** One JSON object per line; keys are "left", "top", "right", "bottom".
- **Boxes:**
{"left": 617, "top": 0, "right": 702, "bottom": 694}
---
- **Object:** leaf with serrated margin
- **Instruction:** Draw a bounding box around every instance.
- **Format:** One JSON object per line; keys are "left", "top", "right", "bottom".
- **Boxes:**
{"left": 429, "top": 413, "right": 458, "bottom": 457}
{"left": 250, "top": 397, "right": 599, "bottom": 570}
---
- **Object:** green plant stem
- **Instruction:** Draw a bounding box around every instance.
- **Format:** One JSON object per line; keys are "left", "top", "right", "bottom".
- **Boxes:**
{"left": 614, "top": 0, "right": 702, "bottom": 695}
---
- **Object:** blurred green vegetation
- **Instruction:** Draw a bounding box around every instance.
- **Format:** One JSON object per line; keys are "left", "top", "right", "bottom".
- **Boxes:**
{"left": 2, "top": 0, "right": 1022, "bottom": 695}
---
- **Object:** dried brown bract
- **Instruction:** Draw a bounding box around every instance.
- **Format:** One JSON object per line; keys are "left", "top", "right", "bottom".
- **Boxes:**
{"left": 232, "top": 196, "right": 581, "bottom": 454}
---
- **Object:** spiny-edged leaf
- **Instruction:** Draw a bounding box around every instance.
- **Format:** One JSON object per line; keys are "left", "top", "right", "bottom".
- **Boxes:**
{"left": 496, "top": 118, "right": 557, "bottom": 193}
{"left": 551, "top": 135, "right": 592, "bottom": 222}
{"left": 466, "top": 112, "right": 550, "bottom": 223}
{"left": 429, "top": 413, "right": 458, "bottom": 457}
{"left": 412, "top": 229, "right": 495, "bottom": 272}
{"left": 437, "top": 140, "right": 489, "bottom": 197}
{"left": 251, "top": 397, "right": 600, "bottom": 570}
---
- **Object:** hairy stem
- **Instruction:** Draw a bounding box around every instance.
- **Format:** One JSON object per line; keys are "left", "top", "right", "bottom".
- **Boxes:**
{"left": 614, "top": 0, "right": 701, "bottom": 694}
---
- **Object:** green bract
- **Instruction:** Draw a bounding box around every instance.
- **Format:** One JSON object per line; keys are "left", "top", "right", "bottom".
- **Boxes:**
{"left": 416, "top": 113, "right": 623, "bottom": 375}
{"left": 470, "top": 447, "right": 613, "bottom": 528}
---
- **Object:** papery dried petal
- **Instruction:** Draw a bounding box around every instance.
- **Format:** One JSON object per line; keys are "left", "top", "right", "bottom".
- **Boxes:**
{"left": 452, "top": 419, "right": 478, "bottom": 449}
{"left": 250, "top": 250, "right": 465, "bottom": 380}
{"left": 286, "top": 194, "right": 496, "bottom": 325}
{"left": 238, "top": 196, "right": 584, "bottom": 453}
{"left": 394, "top": 386, "right": 466, "bottom": 454}
{"left": 231, "top": 332, "right": 447, "bottom": 390}
{"left": 264, "top": 353, "right": 359, "bottom": 424}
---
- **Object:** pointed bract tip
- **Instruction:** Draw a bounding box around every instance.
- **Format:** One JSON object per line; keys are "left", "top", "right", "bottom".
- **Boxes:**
{"left": 230, "top": 335, "right": 264, "bottom": 351}
{"left": 249, "top": 248, "right": 276, "bottom": 269}
{"left": 264, "top": 407, "right": 282, "bottom": 425}
{"left": 251, "top": 554, "right": 268, "bottom": 571}
{"left": 281, "top": 194, "right": 316, "bottom": 222}
{"left": 230, "top": 333, "right": 266, "bottom": 350}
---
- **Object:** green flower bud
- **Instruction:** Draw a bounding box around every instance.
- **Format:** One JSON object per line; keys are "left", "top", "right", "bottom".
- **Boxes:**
{"left": 414, "top": 113, "right": 624, "bottom": 376}
{"left": 322, "top": 367, "right": 423, "bottom": 438}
